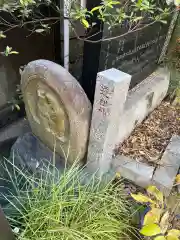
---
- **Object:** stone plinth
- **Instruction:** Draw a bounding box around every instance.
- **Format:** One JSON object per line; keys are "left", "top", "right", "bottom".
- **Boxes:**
{"left": 10, "top": 132, "right": 65, "bottom": 172}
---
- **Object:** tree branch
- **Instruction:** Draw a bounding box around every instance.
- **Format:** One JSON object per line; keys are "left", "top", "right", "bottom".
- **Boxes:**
{"left": 71, "top": 20, "right": 157, "bottom": 43}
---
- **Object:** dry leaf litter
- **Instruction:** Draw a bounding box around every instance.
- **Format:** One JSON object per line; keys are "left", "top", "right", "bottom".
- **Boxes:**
{"left": 118, "top": 101, "right": 180, "bottom": 166}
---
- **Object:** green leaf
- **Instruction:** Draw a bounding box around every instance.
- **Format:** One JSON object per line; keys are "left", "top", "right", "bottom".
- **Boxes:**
{"left": 147, "top": 186, "right": 164, "bottom": 203}
{"left": 133, "top": 16, "right": 143, "bottom": 22}
{"left": 160, "top": 211, "right": 169, "bottom": 234}
{"left": 154, "top": 236, "right": 166, "bottom": 240}
{"left": 15, "top": 104, "right": 20, "bottom": 111}
{"left": 168, "top": 229, "right": 180, "bottom": 237}
{"left": 115, "top": 172, "right": 121, "bottom": 178}
{"left": 90, "top": 6, "right": 101, "bottom": 12}
{"left": 5, "top": 46, "right": 12, "bottom": 56}
{"left": 35, "top": 29, "right": 45, "bottom": 33}
{"left": 109, "top": 1, "right": 120, "bottom": 4}
{"left": 0, "top": 31, "right": 6, "bottom": 39}
{"left": 20, "top": 0, "right": 24, "bottom": 5}
{"left": 131, "top": 193, "right": 154, "bottom": 203}
{"left": 175, "top": 174, "right": 180, "bottom": 184}
{"left": 143, "top": 208, "right": 162, "bottom": 225}
{"left": 167, "top": 235, "right": 179, "bottom": 240}
{"left": 10, "top": 51, "right": 19, "bottom": 55}
{"left": 107, "top": 3, "right": 114, "bottom": 8}
{"left": 41, "top": 24, "right": 50, "bottom": 29}
{"left": 140, "top": 224, "right": 162, "bottom": 236}
{"left": 81, "top": 18, "right": 89, "bottom": 28}
{"left": 159, "top": 20, "right": 167, "bottom": 24}
{"left": 174, "top": 0, "right": 180, "bottom": 7}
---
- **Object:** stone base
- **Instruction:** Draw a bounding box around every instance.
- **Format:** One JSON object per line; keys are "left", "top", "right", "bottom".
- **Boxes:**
{"left": 10, "top": 132, "right": 65, "bottom": 173}
{"left": 114, "top": 155, "right": 155, "bottom": 188}
{"left": 9, "top": 133, "right": 96, "bottom": 192}
{"left": 113, "top": 135, "right": 180, "bottom": 196}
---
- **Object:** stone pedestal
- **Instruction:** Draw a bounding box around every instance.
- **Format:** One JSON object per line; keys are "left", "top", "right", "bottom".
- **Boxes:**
{"left": 10, "top": 132, "right": 96, "bottom": 189}
{"left": 10, "top": 132, "right": 65, "bottom": 173}
{"left": 87, "top": 68, "right": 131, "bottom": 175}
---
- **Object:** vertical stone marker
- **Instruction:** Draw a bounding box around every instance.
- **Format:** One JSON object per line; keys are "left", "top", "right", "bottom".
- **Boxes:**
{"left": 87, "top": 68, "right": 131, "bottom": 175}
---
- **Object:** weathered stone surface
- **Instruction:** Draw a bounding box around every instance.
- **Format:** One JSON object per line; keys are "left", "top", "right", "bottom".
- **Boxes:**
{"left": 178, "top": 168, "right": 180, "bottom": 194}
{"left": 116, "top": 67, "right": 170, "bottom": 145}
{"left": 87, "top": 68, "right": 131, "bottom": 175}
{"left": 152, "top": 135, "right": 180, "bottom": 196}
{"left": 21, "top": 60, "right": 92, "bottom": 164}
{"left": 10, "top": 133, "right": 96, "bottom": 187}
{"left": 0, "top": 118, "right": 30, "bottom": 145}
{"left": 10, "top": 132, "right": 65, "bottom": 173}
{"left": 113, "top": 155, "right": 154, "bottom": 188}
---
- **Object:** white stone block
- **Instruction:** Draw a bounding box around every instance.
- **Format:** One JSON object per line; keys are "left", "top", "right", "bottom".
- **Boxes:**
{"left": 87, "top": 68, "right": 131, "bottom": 175}
{"left": 114, "top": 155, "right": 154, "bottom": 188}
{"left": 152, "top": 135, "right": 180, "bottom": 196}
{"left": 116, "top": 68, "right": 170, "bottom": 146}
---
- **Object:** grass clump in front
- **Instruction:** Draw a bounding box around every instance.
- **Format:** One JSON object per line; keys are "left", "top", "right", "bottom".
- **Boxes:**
{"left": 0, "top": 158, "right": 135, "bottom": 240}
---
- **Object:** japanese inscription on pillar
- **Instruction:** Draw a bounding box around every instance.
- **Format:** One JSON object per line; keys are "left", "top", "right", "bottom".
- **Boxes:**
{"left": 98, "top": 83, "right": 114, "bottom": 117}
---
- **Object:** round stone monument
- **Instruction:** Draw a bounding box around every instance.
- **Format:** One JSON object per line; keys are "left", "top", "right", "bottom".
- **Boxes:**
{"left": 21, "top": 60, "right": 92, "bottom": 164}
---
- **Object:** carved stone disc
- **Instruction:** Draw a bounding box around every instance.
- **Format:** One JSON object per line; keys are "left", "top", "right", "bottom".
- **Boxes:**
{"left": 21, "top": 60, "right": 92, "bottom": 164}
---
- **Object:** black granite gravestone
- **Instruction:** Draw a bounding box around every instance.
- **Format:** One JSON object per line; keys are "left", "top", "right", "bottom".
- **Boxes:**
{"left": 99, "top": 20, "right": 172, "bottom": 88}
{"left": 81, "top": 2, "right": 175, "bottom": 103}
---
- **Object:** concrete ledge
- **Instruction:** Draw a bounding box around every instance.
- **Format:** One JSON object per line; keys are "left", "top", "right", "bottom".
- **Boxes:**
{"left": 152, "top": 135, "right": 180, "bottom": 196}
{"left": 116, "top": 68, "right": 170, "bottom": 145}
{"left": 113, "top": 155, "right": 155, "bottom": 188}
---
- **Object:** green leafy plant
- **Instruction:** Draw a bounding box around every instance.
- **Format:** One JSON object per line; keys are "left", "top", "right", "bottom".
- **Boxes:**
{"left": 0, "top": 157, "right": 136, "bottom": 240}
{"left": 0, "top": 0, "right": 178, "bottom": 49}
{"left": 1, "top": 46, "right": 19, "bottom": 56}
{"left": 131, "top": 186, "right": 180, "bottom": 240}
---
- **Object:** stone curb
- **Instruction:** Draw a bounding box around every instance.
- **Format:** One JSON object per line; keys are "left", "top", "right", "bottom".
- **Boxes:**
{"left": 152, "top": 135, "right": 180, "bottom": 196}
{"left": 113, "top": 155, "right": 155, "bottom": 188}
{"left": 113, "top": 135, "right": 180, "bottom": 196}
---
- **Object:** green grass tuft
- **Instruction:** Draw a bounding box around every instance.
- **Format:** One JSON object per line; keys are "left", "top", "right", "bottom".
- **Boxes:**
{"left": 0, "top": 157, "right": 136, "bottom": 240}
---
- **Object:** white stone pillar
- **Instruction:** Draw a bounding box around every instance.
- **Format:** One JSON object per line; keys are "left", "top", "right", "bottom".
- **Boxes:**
{"left": 87, "top": 68, "right": 131, "bottom": 175}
